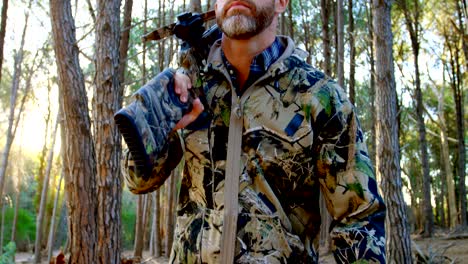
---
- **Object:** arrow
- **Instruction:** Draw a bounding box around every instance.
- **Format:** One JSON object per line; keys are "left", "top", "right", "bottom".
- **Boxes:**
{"left": 142, "top": 10, "right": 216, "bottom": 42}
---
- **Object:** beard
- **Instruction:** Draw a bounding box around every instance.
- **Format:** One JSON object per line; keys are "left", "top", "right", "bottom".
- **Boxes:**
{"left": 217, "top": 0, "right": 276, "bottom": 40}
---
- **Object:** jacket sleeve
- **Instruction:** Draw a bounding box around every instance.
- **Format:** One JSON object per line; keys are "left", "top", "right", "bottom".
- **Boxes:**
{"left": 123, "top": 130, "right": 184, "bottom": 195}
{"left": 309, "top": 80, "right": 386, "bottom": 263}
{"left": 121, "top": 69, "right": 187, "bottom": 194}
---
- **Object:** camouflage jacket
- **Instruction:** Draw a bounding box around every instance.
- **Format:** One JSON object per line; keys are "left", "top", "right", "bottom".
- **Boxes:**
{"left": 126, "top": 36, "right": 386, "bottom": 263}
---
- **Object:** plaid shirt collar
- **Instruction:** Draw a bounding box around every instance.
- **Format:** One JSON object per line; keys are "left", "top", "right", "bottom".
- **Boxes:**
{"left": 222, "top": 37, "right": 284, "bottom": 95}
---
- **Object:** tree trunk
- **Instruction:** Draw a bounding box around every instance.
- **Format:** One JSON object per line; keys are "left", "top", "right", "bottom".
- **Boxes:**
{"left": 50, "top": 1, "right": 98, "bottom": 262}
{"left": 119, "top": 0, "right": 133, "bottom": 86}
{"left": 399, "top": 0, "right": 434, "bottom": 235}
{"left": 0, "top": 200, "right": 6, "bottom": 254}
{"left": 134, "top": 195, "right": 148, "bottom": 260}
{"left": 157, "top": 0, "right": 166, "bottom": 72}
{"left": 34, "top": 115, "right": 59, "bottom": 264}
{"left": 288, "top": 0, "right": 294, "bottom": 39}
{"left": 348, "top": 0, "right": 356, "bottom": 104}
{"left": 94, "top": 0, "right": 123, "bottom": 263}
{"left": 454, "top": 1, "right": 466, "bottom": 227}
{"left": 11, "top": 173, "right": 20, "bottom": 243}
{"left": 366, "top": 1, "right": 377, "bottom": 165}
{"left": 0, "top": 0, "right": 30, "bottom": 210}
{"left": 433, "top": 83, "right": 457, "bottom": 229}
{"left": 336, "top": 0, "right": 344, "bottom": 87}
{"left": 373, "top": 0, "right": 413, "bottom": 262}
{"left": 319, "top": 0, "right": 333, "bottom": 252}
{"left": 47, "top": 171, "right": 64, "bottom": 263}
{"left": 190, "top": 0, "right": 202, "bottom": 13}
{"left": 150, "top": 190, "right": 161, "bottom": 257}
{"left": 165, "top": 175, "right": 174, "bottom": 257}
{"left": 144, "top": 194, "right": 153, "bottom": 250}
{"left": 0, "top": 0, "right": 9, "bottom": 84}
{"left": 167, "top": 170, "right": 178, "bottom": 253}
{"left": 298, "top": 1, "right": 312, "bottom": 64}
{"left": 35, "top": 92, "right": 52, "bottom": 213}
{"left": 321, "top": 0, "right": 332, "bottom": 76}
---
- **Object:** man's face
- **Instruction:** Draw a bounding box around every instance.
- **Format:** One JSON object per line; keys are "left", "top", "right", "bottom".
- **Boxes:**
{"left": 216, "top": 0, "right": 276, "bottom": 40}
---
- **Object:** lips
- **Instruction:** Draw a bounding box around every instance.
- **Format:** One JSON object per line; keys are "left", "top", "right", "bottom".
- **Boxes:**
{"left": 225, "top": 0, "right": 253, "bottom": 14}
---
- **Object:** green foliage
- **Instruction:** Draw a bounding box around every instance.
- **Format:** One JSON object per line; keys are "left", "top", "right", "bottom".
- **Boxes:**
{"left": 0, "top": 67, "right": 13, "bottom": 111}
{"left": 1, "top": 207, "right": 36, "bottom": 250}
{"left": 121, "top": 190, "right": 137, "bottom": 249}
{"left": 0, "top": 242, "right": 16, "bottom": 264}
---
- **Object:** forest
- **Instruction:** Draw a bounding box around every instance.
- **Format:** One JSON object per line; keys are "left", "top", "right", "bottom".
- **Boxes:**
{"left": 0, "top": 0, "right": 466, "bottom": 263}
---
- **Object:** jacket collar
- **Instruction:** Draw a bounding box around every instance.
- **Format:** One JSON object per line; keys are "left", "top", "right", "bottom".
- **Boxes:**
{"left": 204, "top": 36, "right": 309, "bottom": 81}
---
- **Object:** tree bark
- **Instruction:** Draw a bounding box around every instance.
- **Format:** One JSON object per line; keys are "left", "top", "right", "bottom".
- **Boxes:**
{"left": 94, "top": 0, "right": 123, "bottom": 263}
{"left": 373, "top": 0, "right": 413, "bottom": 262}
{"left": 50, "top": 1, "right": 98, "bottom": 262}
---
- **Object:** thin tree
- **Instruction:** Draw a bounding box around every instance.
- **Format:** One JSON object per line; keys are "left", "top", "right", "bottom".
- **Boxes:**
{"left": 348, "top": 0, "right": 356, "bottom": 104}
{"left": 35, "top": 85, "right": 52, "bottom": 213}
{"left": 11, "top": 150, "right": 22, "bottom": 244}
{"left": 366, "top": 0, "right": 377, "bottom": 164}
{"left": 164, "top": 175, "right": 174, "bottom": 257}
{"left": 454, "top": 0, "right": 466, "bottom": 227}
{"left": 0, "top": 196, "right": 8, "bottom": 254}
{"left": 47, "top": 171, "right": 64, "bottom": 263}
{"left": 34, "top": 114, "right": 59, "bottom": 264}
{"left": 119, "top": 0, "right": 133, "bottom": 86}
{"left": 190, "top": 0, "right": 202, "bottom": 13}
{"left": 287, "top": 0, "right": 294, "bottom": 39}
{"left": 373, "top": 0, "right": 412, "bottom": 262}
{"left": 429, "top": 65, "right": 457, "bottom": 230}
{"left": 320, "top": 0, "right": 333, "bottom": 252}
{"left": 134, "top": 0, "right": 149, "bottom": 259}
{"left": 0, "top": 0, "right": 9, "bottom": 83}
{"left": 396, "top": 0, "right": 435, "bottom": 234}
{"left": 134, "top": 195, "right": 147, "bottom": 260}
{"left": 50, "top": 0, "right": 98, "bottom": 262}
{"left": 321, "top": 0, "right": 332, "bottom": 76}
{"left": 150, "top": 191, "right": 161, "bottom": 257}
{"left": 94, "top": 0, "right": 123, "bottom": 262}
{"left": 0, "top": 0, "right": 32, "bottom": 210}
{"left": 336, "top": 0, "right": 344, "bottom": 87}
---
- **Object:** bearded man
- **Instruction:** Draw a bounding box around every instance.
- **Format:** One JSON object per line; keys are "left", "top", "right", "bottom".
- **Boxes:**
{"left": 120, "top": 0, "right": 386, "bottom": 262}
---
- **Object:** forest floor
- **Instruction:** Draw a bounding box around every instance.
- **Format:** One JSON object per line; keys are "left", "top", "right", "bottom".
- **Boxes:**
{"left": 13, "top": 231, "right": 468, "bottom": 263}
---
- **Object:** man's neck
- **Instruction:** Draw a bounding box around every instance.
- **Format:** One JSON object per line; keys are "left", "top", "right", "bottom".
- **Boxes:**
{"left": 221, "top": 27, "right": 276, "bottom": 89}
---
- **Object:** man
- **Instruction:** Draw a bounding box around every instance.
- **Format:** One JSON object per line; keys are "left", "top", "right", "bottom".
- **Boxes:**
{"left": 120, "top": 0, "right": 386, "bottom": 262}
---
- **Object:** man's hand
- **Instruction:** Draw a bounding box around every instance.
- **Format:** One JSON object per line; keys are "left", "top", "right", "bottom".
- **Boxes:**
{"left": 173, "top": 72, "right": 204, "bottom": 130}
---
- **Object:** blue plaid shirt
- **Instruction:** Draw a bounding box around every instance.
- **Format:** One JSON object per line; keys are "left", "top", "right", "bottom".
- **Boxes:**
{"left": 222, "top": 37, "right": 285, "bottom": 95}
